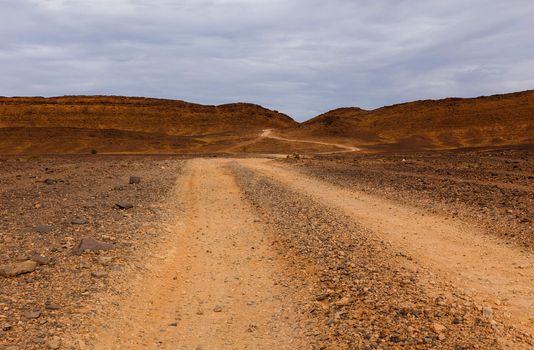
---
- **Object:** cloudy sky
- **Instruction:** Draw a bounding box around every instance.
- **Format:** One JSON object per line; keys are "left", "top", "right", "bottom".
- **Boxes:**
{"left": 1, "top": 0, "right": 533, "bottom": 120}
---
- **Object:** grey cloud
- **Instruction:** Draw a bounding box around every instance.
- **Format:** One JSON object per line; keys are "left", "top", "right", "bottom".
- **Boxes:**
{"left": 0, "top": 0, "right": 533, "bottom": 120}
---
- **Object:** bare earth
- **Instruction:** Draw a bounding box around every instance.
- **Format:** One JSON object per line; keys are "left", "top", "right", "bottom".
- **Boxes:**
{"left": 1, "top": 154, "right": 533, "bottom": 349}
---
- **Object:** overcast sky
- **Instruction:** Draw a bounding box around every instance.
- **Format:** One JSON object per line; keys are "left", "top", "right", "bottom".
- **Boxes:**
{"left": 1, "top": 0, "right": 533, "bottom": 120}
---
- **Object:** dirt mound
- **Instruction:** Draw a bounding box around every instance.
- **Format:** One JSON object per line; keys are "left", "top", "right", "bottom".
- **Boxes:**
{"left": 284, "top": 90, "right": 534, "bottom": 151}
{"left": 0, "top": 96, "right": 296, "bottom": 154}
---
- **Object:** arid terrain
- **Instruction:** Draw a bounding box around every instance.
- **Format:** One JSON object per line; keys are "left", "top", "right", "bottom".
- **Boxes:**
{"left": 0, "top": 149, "right": 533, "bottom": 349}
{"left": 1, "top": 90, "right": 533, "bottom": 154}
{"left": 1, "top": 90, "right": 533, "bottom": 349}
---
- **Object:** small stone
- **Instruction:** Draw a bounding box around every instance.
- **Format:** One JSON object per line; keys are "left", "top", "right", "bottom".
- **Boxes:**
{"left": 438, "top": 333, "right": 446, "bottom": 341}
{"left": 2, "top": 322, "right": 12, "bottom": 331}
{"left": 5, "top": 346, "right": 19, "bottom": 350}
{"left": 96, "top": 256, "right": 113, "bottom": 266}
{"left": 91, "top": 271, "right": 107, "bottom": 278}
{"left": 116, "top": 202, "right": 134, "bottom": 210}
{"left": 431, "top": 322, "right": 446, "bottom": 333}
{"left": 0, "top": 260, "right": 38, "bottom": 277}
{"left": 72, "top": 237, "right": 115, "bottom": 256}
{"left": 213, "top": 305, "right": 223, "bottom": 312}
{"left": 31, "top": 253, "right": 50, "bottom": 265}
{"left": 129, "top": 176, "right": 141, "bottom": 184}
{"left": 168, "top": 322, "right": 177, "bottom": 327}
{"left": 71, "top": 217, "right": 88, "bottom": 225}
{"left": 35, "top": 225, "right": 53, "bottom": 233}
{"left": 45, "top": 301, "right": 61, "bottom": 310}
{"left": 315, "top": 293, "right": 329, "bottom": 301}
{"left": 43, "top": 179, "right": 56, "bottom": 185}
{"left": 47, "top": 337, "right": 61, "bottom": 349}
{"left": 334, "top": 296, "right": 351, "bottom": 306}
{"left": 482, "top": 307, "right": 493, "bottom": 317}
{"left": 24, "top": 310, "right": 41, "bottom": 319}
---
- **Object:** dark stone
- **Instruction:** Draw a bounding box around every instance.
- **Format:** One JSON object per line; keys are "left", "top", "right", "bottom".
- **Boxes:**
{"left": 129, "top": 176, "right": 141, "bottom": 184}
{"left": 34, "top": 225, "right": 53, "bottom": 234}
{"left": 44, "top": 301, "right": 61, "bottom": 310}
{"left": 43, "top": 179, "right": 56, "bottom": 185}
{"left": 72, "top": 237, "right": 115, "bottom": 256}
{"left": 71, "top": 217, "right": 88, "bottom": 225}
{"left": 116, "top": 202, "right": 134, "bottom": 210}
{"left": 30, "top": 253, "right": 50, "bottom": 265}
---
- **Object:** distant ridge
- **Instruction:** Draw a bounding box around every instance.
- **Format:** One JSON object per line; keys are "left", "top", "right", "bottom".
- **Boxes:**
{"left": 0, "top": 91, "right": 533, "bottom": 154}
{"left": 0, "top": 96, "right": 296, "bottom": 154}
{"left": 284, "top": 90, "right": 534, "bottom": 150}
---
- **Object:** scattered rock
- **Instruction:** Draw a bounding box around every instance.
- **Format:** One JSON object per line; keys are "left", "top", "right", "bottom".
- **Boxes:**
{"left": 45, "top": 301, "right": 61, "bottom": 310}
{"left": 213, "top": 305, "right": 223, "bottom": 312}
{"left": 96, "top": 256, "right": 113, "bottom": 266}
{"left": 0, "top": 260, "right": 38, "bottom": 277}
{"left": 31, "top": 253, "right": 50, "bottom": 265}
{"left": 71, "top": 217, "right": 88, "bottom": 225}
{"left": 43, "top": 179, "right": 56, "bottom": 185}
{"left": 47, "top": 337, "right": 61, "bottom": 349}
{"left": 24, "top": 310, "right": 41, "bottom": 319}
{"left": 35, "top": 225, "right": 53, "bottom": 233}
{"left": 129, "top": 176, "right": 141, "bottom": 184}
{"left": 482, "top": 307, "right": 493, "bottom": 318}
{"left": 3, "top": 322, "right": 12, "bottom": 331}
{"left": 72, "top": 237, "right": 115, "bottom": 256}
{"left": 431, "top": 322, "right": 446, "bottom": 333}
{"left": 116, "top": 202, "right": 134, "bottom": 210}
{"left": 334, "top": 296, "right": 351, "bottom": 306}
{"left": 91, "top": 271, "right": 107, "bottom": 278}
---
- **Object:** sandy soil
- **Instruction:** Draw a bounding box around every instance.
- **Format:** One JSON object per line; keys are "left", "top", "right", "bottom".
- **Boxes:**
{"left": 1, "top": 155, "right": 533, "bottom": 349}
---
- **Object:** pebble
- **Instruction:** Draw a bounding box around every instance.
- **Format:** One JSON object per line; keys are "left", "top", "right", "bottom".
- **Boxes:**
{"left": 91, "top": 271, "right": 107, "bottom": 278}
{"left": 47, "top": 337, "right": 61, "bottom": 349}
{"left": 482, "top": 307, "right": 493, "bottom": 317}
{"left": 129, "top": 176, "right": 141, "bottom": 184}
{"left": 72, "top": 237, "right": 115, "bottom": 256}
{"left": 45, "top": 301, "right": 61, "bottom": 310}
{"left": 31, "top": 253, "right": 51, "bottom": 265}
{"left": 24, "top": 310, "right": 42, "bottom": 319}
{"left": 35, "top": 225, "right": 53, "bottom": 233}
{"left": 71, "top": 217, "right": 88, "bottom": 225}
{"left": 213, "top": 305, "right": 223, "bottom": 312}
{"left": 116, "top": 202, "right": 134, "bottom": 210}
{"left": 97, "top": 256, "right": 113, "bottom": 266}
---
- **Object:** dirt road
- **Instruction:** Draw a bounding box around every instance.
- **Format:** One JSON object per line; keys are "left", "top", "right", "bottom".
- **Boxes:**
{"left": 91, "top": 159, "right": 306, "bottom": 349}
{"left": 84, "top": 157, "right": 534, "bottom": 349}
{"left": 260, "top": 129, "right": 360, "bottom": 153}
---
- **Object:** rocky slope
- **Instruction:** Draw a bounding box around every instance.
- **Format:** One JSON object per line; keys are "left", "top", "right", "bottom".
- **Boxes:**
{"left": 0, "top": 96, "right": 296, "bottom": 154}
{"left": 284, "top": 90, "right": 534, "bottom": 150}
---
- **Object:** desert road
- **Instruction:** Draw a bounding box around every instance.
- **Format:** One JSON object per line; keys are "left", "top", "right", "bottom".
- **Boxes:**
{"left": 88, "top": 158, "right": 533, "bottom": 349}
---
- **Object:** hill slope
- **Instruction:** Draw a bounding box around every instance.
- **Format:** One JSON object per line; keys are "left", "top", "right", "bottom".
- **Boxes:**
{"left": 284, "top": 90, "right": 534, "bottom": 150}
{"left": 0, "top": 96, "right": 296, "bottom": 154}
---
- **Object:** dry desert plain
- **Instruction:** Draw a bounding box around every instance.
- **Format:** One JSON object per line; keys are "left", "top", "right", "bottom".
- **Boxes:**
{"left": 0, "top": 92, "right": 533, "bottom": 350}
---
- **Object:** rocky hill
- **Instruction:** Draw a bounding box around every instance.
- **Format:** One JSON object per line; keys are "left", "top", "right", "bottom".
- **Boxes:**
{"left": 0, "top": 96, "right": 296, "bottom": 154}
{"left": 284, "top": 90, "right": 534, "bottom": 150}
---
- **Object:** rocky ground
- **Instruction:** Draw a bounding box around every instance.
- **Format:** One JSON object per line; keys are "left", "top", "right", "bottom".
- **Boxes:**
{"left": 282, "top": 148, "right": 534, "bottom": 252}
{"left": 231, "top": 163, "right": 532, "bottom": 350}
{"left": 0, "top": 156, "right": 184, "bottom": 349}
{"left": 1, "top": 153, "right": 532, "bottom": 350}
